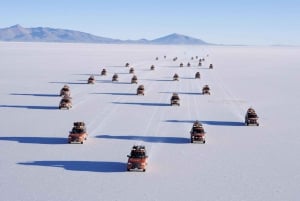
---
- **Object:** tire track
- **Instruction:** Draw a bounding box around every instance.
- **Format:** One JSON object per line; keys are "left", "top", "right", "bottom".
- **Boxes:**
{"left": 209, "top": 69, "right": 246, "bottom": 119}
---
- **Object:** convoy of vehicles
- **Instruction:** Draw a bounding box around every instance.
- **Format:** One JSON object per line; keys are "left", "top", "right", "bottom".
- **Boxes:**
{"left": 47, "top": 54, "right": 260, "bottom": 172}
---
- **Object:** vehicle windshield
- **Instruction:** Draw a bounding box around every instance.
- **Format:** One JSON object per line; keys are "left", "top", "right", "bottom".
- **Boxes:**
{"left": 193, "top": 127, "right": 204, "bottom": 132}
{"left": 72, "top": 128, "right": 85, "bottom": 133}
{"left": 248, "top": 113, "right": 257, "bottom": 118}
{"left": 130, "top": 151, "right": 146, "bottom": 158}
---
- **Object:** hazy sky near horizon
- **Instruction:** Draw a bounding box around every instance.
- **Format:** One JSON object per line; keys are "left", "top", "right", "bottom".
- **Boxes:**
{"left": 1, "top": 0, "right": 299, "bottom": 45}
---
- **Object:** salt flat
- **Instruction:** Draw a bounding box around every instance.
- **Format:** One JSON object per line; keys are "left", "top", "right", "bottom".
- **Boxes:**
{"left": 0, "top": 42, "right": 299, "bottom": 201}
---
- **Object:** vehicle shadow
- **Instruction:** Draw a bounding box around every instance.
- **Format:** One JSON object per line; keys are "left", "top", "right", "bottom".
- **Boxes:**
{"left": 116, "top": 72, "right": 130, "bottom": 74}
{"left": 0, "top": 105, "right": 57, "bottom": 110}
{"left": 72, "top": 73, "right": 95, "bottom": 76}
{"left": 143, "top": 79, "right": 171, "bottom": 82}
{"left": 165, "top": 120, "right": 194, "bottom": 124}
{"left": 18, "top": 161, "right": 126, "bottom": 173}
{"left": 181, "top": 77, "right": 195, "bottom": 80}
{"left": 10, "top": 93, "right": 58, "bottom": 97}
{"left": 96, "top": 80, "right": 131, "bottom": 84}
{"left": 97, "top": 134, "right": 189, "bottom": 144}
{"left": 112, "top": 82, "right": 131, "bottom": 85}
{"left": 179, "top": 92, "right": 201, "bottom": 95}
{"left": 96, "top": 80, "right": 113, "bottom": 84}
{"left": 201, "top": 121, "right": 245, "bottom": 126}
{"left": 164, "top": 66, "right": 182, "bottom": 68}
{"left": 112, "top": 101, "right": 170, "bottom": 107}
{"left": 106, "top": 65, "right": 126, "bottom": 68}
{"left": 49, "top": 81, "right": 86, "bottom": 85}
{"left": 165, "top": 119, "right": 245, "bottom": 126}
{"left": 0, "top": 137, "right": 66, "bottom": 144}
{"left": 98, "top": 80, "right": 131, "bottom": 85}
{"left": 92, "top": 92, "right": 136, "bottom": 96}
{"left": 160, "top": 92, "right": 200, "bottom": 95}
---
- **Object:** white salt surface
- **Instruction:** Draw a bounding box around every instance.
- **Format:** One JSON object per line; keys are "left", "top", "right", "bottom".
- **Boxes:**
{"left": 0, "top": 42, "right": 299, "bottom": 201}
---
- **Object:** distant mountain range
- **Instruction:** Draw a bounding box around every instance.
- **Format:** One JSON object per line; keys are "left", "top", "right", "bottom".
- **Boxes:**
{"left": 0, "top": 24, "right": 210, "bottom": 45}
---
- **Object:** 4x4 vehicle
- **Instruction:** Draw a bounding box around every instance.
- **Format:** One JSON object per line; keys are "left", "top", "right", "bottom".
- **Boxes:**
{"left": 245, "top": 107, "right": 259, "bottom": 126}
{"left": 170, "top": 93, "right": 180, "bottom": 106}
{"left": 190, "top": 121, "right": 206, "bottom": 143}
{"left": 59, "top": 95, "right": 72, "bottom": 110}
{"left": 137, "top": 85, "right": 145, "bottom": 95}
{"left": 87, "top": 75, "right": 95, "bottom": 84}
{"left": 127, "top": 145, "right": 148, "bottom": 172}
{"left": 68, "top": 122, "right": 88, "bottom": 144}
{"left": 129, "top": 67, "right": 134, "bottom": 74}
{"left": 112, "top": 73, "right": 119, "bottom": 82}
{"left": 60, "top": 85, "right": 70, "bottom": 96}
{"left": 101, "top": 68, "right": 107, "bottom": 76}
{"left": 173, "top": 73, "right": 179, "bottom": 81}
{"left": 131, "top": 75, "right": 138, "bottom": 84}
{"left": 202, "top": 85, "right": 211, "bottom": 95}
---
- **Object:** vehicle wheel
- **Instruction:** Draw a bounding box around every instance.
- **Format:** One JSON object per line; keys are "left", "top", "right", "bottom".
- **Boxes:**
{"left": 127, "top": 168, "right": 130, "bottom": 171}
{"left": 257, "top": 123, "right": 259, "bottom": 126}
{"left": 143, "top": 169, "right": 146, "bottom": 172}
{"left": 203, "top": 140, "right": 206, "bottom": 144}
{"left": 81, "top": 141, "right": 83, "bottom": 144}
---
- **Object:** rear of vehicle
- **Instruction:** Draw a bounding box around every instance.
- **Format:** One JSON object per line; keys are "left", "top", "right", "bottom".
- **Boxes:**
{"left": 60, "top": 87, "right": 70, "bottom": 96}
{"left": 202, "top": 86, "right": 211, "bottom": 95}
{"left": 68, "top": 132, "right": 87, "bottom": 144}
{"left": 101, "top": 69, "right": 107, "bottom": 76}
{"left": 191, "top": 127, "right": 206, "bottom": 143}
{"left": 127, "top": 146, "right": 148, "bottom": 172}
{"left": 245, "top": 113, "right": 259, "bottom": 126}
{"left": 68, "top": 122, "right": 88, "bottom": 144}
{"left": 59, "top": 98, "right": 72, "bottom": 109}
{"left": 171, "top": 94, "right": 180, "bottom": 106}
{"left": 127, "top": 157, "right": 148, "bottom": 172}
{"left": 137, "top": 85, "right": 145, "bottom": 95}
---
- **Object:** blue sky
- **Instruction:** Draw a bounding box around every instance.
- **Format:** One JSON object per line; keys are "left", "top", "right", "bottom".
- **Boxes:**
{"left": 1, "top": 0, "right": 299, "bottom": 45}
